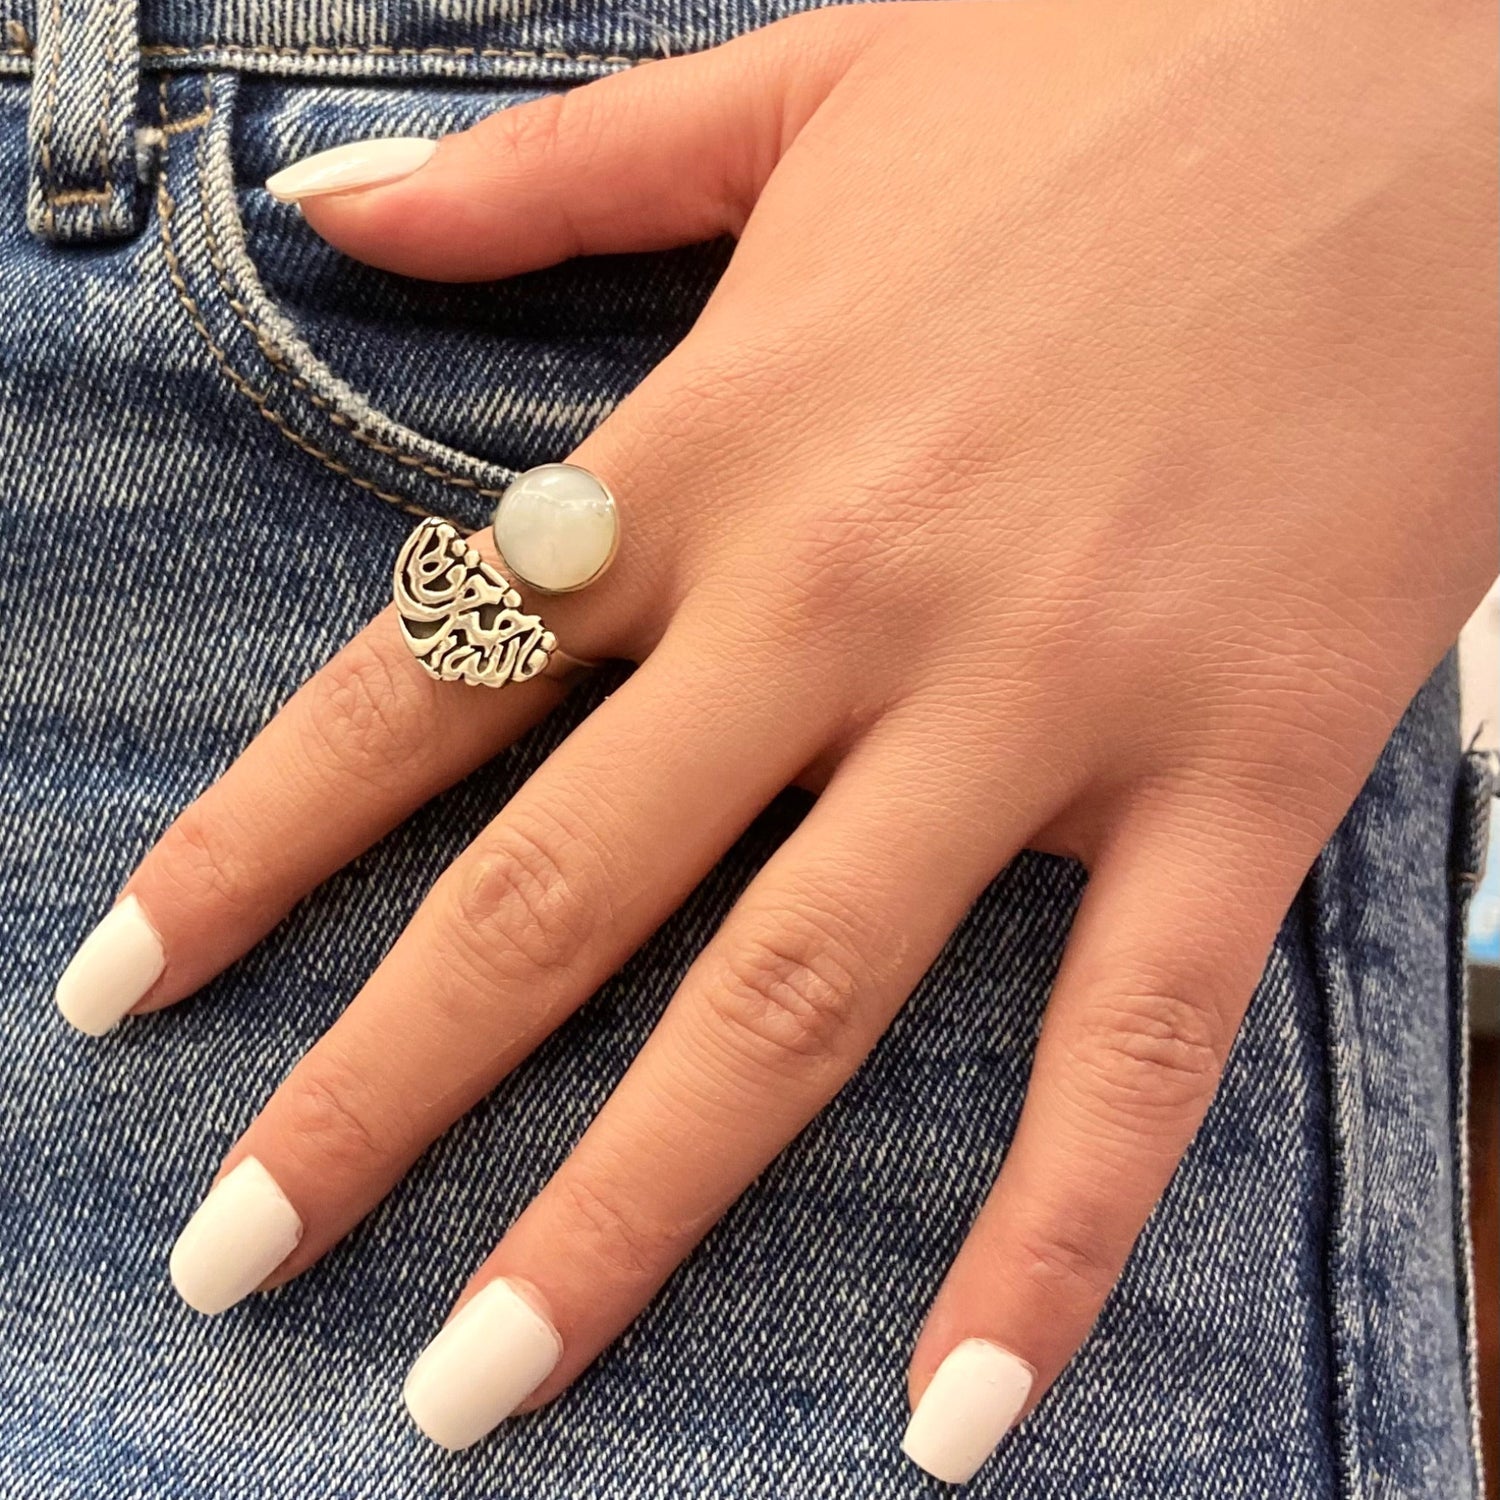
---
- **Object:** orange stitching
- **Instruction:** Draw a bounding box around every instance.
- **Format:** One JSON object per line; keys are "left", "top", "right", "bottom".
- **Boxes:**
{"left": 2, "top": 25, "right": 657, "bottom": 67}
{"left": 139, "top": 41, "right": 651, "bottom": 65}
{"left": 189, "top": 77, "right": 509, "bottom": 500}
{"left": 96, "top": 0, "right": 119, "bottom": 191}
{"left": 160, "top": 107, "right": 209, "bottom": 134}
{"left": 4, "top": 35, "right": 656, "bottom": 68}
{"left": 36, "top": 0, "right": 61, "bottom": 230}
{"left": 45, "top": 185, "right": 112, "bottom": 204}
{"left": 156, "top": 79, "right": 459, "bottom": 527}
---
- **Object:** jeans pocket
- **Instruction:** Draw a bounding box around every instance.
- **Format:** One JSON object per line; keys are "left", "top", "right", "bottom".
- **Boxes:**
{"left": 148, "top": 69, "right": 726, "bottom": 533}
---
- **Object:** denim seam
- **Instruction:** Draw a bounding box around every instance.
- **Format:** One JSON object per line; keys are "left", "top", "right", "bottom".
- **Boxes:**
{"left": 35, "top": 0, "right": 127, "bottom": 223}
{"left": 157, "top": 92, "right": 449, "bottom": 524}
{"left": 155, "top": 78, "right": 479, "bottom": 528}
{"left": 158, "top": 102, "right": 207, "bottom": 134}
{"left": 97, "top": 0, "right": 119, "bottom": 189}
{"left": 1307, "top": 839, "right": 1365, "bottom": 1500}
{"left": 190, "top": 74, "right": 514, "bottom": 504}
{"left": 43, "top": 184, "right": 112, "bottom": 204}
{"left": 33, "top": 0, "right": 58, "bottom": 229}
{"left": 0, "top": 25, "right": 653, "bottom": 65}
{"left": 1450, "top": 906, "right": 1482, "bottom": 1496}
{"left": 193, "top": 104, "right": 510, "bottom": 501}
{"left": 140, "top": 42, "right": 651, "bottom": 65}
{"left": 1448, "top": 754, "right": 1495, "bottom": 1494}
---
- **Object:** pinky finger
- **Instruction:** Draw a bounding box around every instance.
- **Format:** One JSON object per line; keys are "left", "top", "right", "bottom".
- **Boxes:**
{"left": 903, "top": 810, "right": 1306, "bottom": 1484}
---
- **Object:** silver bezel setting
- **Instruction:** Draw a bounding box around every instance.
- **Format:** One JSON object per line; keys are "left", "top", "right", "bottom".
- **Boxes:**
{"left": 490, "top": 462, "right": 620, "bottom": 596}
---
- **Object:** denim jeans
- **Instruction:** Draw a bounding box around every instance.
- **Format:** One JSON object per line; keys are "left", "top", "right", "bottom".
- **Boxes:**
{"left": 0, "top": 2, "right": 1491, "bottom": 1496}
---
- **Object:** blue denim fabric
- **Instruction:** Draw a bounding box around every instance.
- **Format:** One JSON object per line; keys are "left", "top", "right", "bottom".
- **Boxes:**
{"left": 23, "top": 0, "right": 140, "bottom": 238}
{"left": 0, "top": 5, "right": 1490, "bottom": 1496}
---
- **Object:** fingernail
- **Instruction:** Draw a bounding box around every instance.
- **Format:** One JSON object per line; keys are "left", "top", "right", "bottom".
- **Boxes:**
{"left": 169, "top": 1158, "right": 303, "bottom": 1316}
{"left": 901, "top": 1340, "right": 1035, "bottom": 1485}
{"left": 403, "top": 1278, "right": 563, "bottom": 1450}
{"left": 265, "top": 137, "right": 438, "bottom": 203}
{"left": 55, "top": 894, "right": 165, "bottom": 1036}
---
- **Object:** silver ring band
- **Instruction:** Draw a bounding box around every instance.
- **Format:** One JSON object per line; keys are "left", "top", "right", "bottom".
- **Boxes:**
{"left": 392, "top": 517, "right": 601, "bottom": 689}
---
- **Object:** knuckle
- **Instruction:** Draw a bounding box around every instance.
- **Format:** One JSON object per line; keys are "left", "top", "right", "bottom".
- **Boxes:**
{"left": 703, "top": 912, "right": 864, "bottom": 1071}
{"left": 490, "top": 93, "right": 594, "bottom": 261}
{"left": 751, "top": 468, "right": 949, "bottom": 656}
{"left": 303, "top": 633, "right": 428, "bottom": 788}
{"left": 496, "top": 89, "right": 575, "bottom": 171}
{"left": 154, "top": 797, "right": 260, "bottom": 912}
{"left": 550, "top": 1172, "right": 679, "bottom": 1286}
{"left": 773, "top": 494, "right": 891, "bottom": 627}
{"left": 448, "top": 811, "right": 597, "bottom": 976}
{"left": 1010, "top": 1211, "right": 1121, "bottom": 1307}
{"left": 276, "top": 1055, "right": 399, "bottom": 1177}
{"left": 1067, "top": 983, "right": 1228, "bottom": 1126}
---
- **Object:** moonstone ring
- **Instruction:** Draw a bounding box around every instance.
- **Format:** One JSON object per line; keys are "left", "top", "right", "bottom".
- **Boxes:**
{"left": 392, "top": 462, "right": 618, "bottom": 690}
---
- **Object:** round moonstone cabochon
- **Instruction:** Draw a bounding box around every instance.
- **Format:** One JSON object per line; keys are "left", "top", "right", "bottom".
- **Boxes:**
{"left": 491, "top": 463, "right": 619, "bottom": 593}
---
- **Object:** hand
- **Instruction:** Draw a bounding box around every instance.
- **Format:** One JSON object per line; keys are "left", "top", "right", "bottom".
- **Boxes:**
{"left": 55, "top": 0, "right": 1496, "bottom": 1482}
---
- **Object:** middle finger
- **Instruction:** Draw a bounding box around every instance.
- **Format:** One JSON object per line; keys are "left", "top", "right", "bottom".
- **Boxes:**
{"left": 166, "top": 600, "right": 839, "bottom": 1315}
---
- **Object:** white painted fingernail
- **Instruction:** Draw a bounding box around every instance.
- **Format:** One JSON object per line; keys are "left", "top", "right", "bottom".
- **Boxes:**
{"left": 55, "top": 894, "right": 165, "bottom": 1036}
{"left": 901, "top": 1340, "right": 1035, "bottom": 1485}
{"left": 169, "top": 1158, "right": 303, "bottom": 1316}
{"left": 403, "top": 1279, "right": 563, "bottom": 1450}
{"left": 266, "top": 137, "right": 438, "bottom": 203}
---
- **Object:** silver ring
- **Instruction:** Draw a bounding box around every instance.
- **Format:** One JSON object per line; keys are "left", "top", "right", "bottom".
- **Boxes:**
{"left": 392, "top": 463, "right": 618, "bottom": 689}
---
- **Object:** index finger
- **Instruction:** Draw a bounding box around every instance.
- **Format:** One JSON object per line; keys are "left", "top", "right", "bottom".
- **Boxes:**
{"left": 52, "top": 514, "right": 651, "bottom": 1036}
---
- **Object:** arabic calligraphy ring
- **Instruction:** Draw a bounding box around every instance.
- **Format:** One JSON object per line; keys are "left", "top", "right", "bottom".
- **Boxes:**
{"left": 392, "top": 463, "right": 618, "bottom": 689}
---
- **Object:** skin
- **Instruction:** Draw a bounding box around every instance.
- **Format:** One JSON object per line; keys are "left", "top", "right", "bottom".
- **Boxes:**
{"left": 111, "top": 0, "right": 1495, "bottom": 1472}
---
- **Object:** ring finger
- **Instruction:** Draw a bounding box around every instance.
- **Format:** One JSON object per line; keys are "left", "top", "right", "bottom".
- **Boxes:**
{"left": 397, "top": 718, "right": 1053, "bottom": 1448}
{"left": 164, "top": 596, "right": 843, "bottom": 1315}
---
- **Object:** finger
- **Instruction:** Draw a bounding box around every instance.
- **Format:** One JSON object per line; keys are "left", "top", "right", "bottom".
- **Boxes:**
{"left": 398, "top": 726, "right": 1064, "bottom": 1451}
{"left": 271, "top": 8, "right": 876, "bottom": 280}
{"left": 901, "top": 809, "right": 1304, "bottom": 1485}
{"left": 166, "top": 600, "right": 847, "bottom": 1316}
{"left": 52, "top": 517, "right": 653, "bottom": 1037}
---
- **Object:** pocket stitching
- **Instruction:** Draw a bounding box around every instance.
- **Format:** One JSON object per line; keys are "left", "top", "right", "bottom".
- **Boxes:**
{"left": 158, "top": 103, "right": 444, "bottom": 522}
{"left": 156, "top": 76, "right": 472, "bottom": 526}
{"left": 190, "top": 78, "right": 512, "bottom": 502}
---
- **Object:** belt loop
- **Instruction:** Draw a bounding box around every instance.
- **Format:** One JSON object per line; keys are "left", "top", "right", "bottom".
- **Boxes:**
{"left": 26, "top": 0, "right": 143, "bottom": 242}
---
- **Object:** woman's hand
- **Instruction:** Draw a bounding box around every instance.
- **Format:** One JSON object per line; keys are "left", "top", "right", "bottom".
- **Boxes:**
{"left": 55, "top": 0, "right": 1496, "bottom": 1482}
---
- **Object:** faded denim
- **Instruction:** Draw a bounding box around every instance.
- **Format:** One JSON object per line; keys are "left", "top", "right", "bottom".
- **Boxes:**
{"left": 0, "top": 2, "right": 1491, "bottom": 1496}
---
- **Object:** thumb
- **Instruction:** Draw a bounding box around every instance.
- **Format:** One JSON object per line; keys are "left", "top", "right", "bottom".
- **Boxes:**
{"left": 264, "top": 10, "right": 870, "bottom": 282}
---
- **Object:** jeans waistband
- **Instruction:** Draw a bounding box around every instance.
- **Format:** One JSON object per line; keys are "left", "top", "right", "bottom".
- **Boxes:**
{"left": 1, "top": 0, "right": 839, "bottom": 83}
{"left": 5, "top": 0, "right": 843, "bottom": 247}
